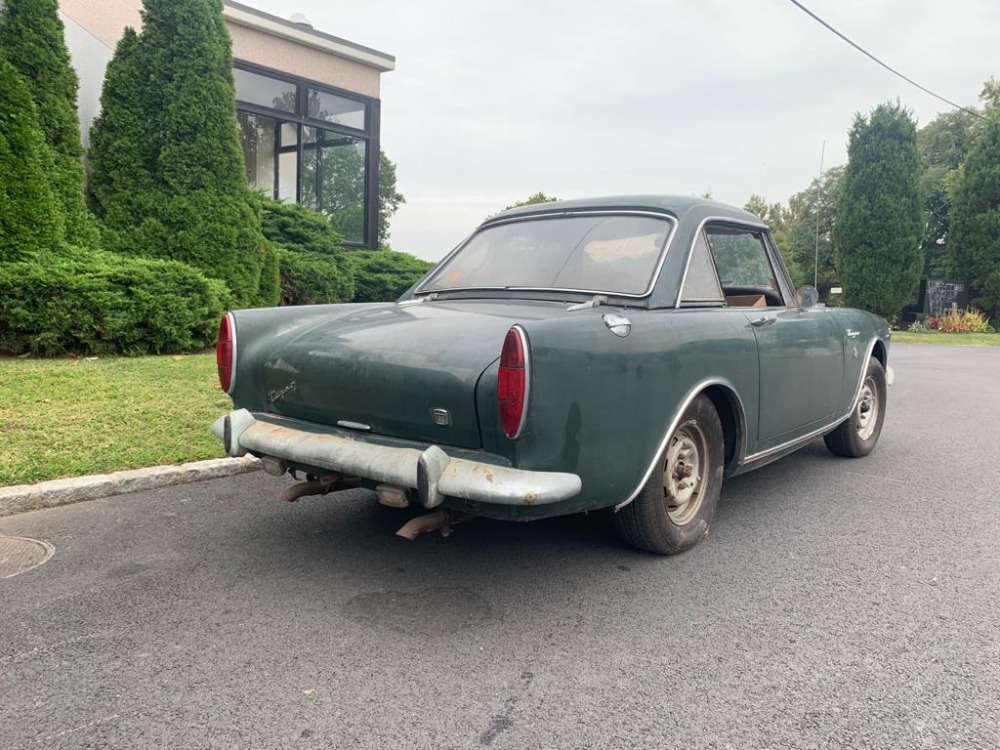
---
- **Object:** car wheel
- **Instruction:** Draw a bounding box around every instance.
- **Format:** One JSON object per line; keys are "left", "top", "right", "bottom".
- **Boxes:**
{"left": 824, "top": 356, "right": 887, "bottom": 458}
{"left": 614, "top": 394, "right": 724, "bottom": 555}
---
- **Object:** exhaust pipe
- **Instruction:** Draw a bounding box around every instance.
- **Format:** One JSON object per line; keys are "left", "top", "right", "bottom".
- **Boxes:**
{"left": 278, "top": 473, "right": 343, "bottom": 502}
{"left": 395, "top": 509, "right": 472, "bottom": 540}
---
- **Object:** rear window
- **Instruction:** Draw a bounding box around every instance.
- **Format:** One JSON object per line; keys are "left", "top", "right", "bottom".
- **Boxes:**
{"left": 420, "top": 214, "right": 674, "bottom": 296}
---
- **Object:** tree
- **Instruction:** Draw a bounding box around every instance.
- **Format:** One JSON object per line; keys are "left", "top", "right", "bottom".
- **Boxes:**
{"left": 778, "top": 167, "right": 845, "bottom": 296}
{"left": 743, "top": 194, "right": 801, "bottom": 283}
{"left": 916, "top": 110, "right": 982, "bottom": 277}
{"left": 88, "top": 0, "right": 274, "bottom": 307}
{"left": 834, "top": 103, "right": 924, "bottom": 319}
{"left": 948, "top": 110, "right": 1000, "bottom": 318}
{"left": 88, "top": 27, "right": 158, "bottom": 231}
{"left": 503, "top": 192, "right": 558, "bottom": 211}
{"left": 0, "top": 58, "right": 62, "bottom": 261}
{"left": 0, "top": 0, "right": 97, "bottom": 247}
{"left": 378, "top": 150, "right": 404, "bottom": 248}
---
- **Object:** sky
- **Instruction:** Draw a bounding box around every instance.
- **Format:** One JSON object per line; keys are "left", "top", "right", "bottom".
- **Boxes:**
{"left": 239, "top": 0, "right": 998, "bottom": 261}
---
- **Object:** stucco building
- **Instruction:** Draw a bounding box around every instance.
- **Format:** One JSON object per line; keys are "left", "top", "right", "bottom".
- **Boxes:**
{"left": 59, "top": 0, "right": 395, "bottom": 248}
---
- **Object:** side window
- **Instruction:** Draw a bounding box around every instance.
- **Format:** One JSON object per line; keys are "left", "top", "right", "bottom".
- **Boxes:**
{"left": 679, "top": 231, "right": 724, "bottom": 306}
{"left": 705, "top": 226, "right": 785, "bottom": 307}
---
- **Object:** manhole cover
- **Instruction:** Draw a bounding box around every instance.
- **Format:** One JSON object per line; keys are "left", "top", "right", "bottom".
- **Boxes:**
{"left": 0, "top": 537, "right": 55, "bottom": 578}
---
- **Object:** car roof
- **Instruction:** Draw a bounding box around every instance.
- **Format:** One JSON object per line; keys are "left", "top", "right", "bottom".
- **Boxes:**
{"left": 482, "top": 194, "right": 767, "bottom": 229}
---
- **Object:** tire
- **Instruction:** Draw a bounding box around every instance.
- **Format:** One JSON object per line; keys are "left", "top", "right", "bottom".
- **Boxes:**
{"left": 824, "top": 356, "right": 887, "bottom": 458}
{"left": 615, "top": 394, "right": 724, "bottom": 555}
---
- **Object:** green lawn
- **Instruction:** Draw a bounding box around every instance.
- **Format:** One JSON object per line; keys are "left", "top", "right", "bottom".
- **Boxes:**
{"left": 1, "top": 353, "right": 229, "bottom": 487}
{"left": 892, "top": 331, "right": 1000, "bottom": 346}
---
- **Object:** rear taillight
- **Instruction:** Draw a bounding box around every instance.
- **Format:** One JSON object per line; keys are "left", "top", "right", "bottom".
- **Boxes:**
{"left": 498, "top": 326, "right": 528, "bottom": 439}
{"left": 216, "top": 313, "right": 236, "bottom": 393}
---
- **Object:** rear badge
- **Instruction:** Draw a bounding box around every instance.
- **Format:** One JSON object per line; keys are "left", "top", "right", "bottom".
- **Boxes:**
{"left": 431, "top": 408, "right": 451, "bottom": 426}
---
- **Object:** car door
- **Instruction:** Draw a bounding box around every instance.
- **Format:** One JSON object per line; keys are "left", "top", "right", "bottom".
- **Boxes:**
{"left": 704, "top": 224, "right": 844, "bottom": 448}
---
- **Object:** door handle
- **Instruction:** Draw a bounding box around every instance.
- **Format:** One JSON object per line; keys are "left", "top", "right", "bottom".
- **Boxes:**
{"left": 846, "top": 329, "right": 860, "bottom": 338}
{"left": 750, "top": 317, "right": 775, "bottom": 327}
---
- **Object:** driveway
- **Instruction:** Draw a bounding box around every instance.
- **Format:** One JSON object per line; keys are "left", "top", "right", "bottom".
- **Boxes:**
{"left": 2, "top": 342, "right": 998, "bottom": 749}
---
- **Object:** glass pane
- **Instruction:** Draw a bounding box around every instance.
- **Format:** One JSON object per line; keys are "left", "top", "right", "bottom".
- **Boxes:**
{"left": 234, "top": 68, "right": 297, "bottom": 113}
{"left": 277, "top": 151, "right": 297, "bottom": 202}
{"left": 237, "top": 112, "right": 276, "bottom": 195}
{"left": 306, "top": 88, "right": 365, "bottom": 129}
{"left": 707, "top": 228, "right": 779, "bottom": 291}
{"left": 421, "top": 215, "right": 672, "bottom": 296}
{"left": 681, "top": 232, "right": 724, "bottom": 304}
{"left": 281, "top": 122, "right": 298, "bottom": 146}
{"left": 301, "top": 126, "right": 367, "bottom": 243}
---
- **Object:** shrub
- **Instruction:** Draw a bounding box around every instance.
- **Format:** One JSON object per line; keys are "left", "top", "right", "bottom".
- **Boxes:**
{"left": 933, "top": 308, "right": 991, "bottom": 334}
{"left": 907, "top": 319, "right": 932, "bottom": 333}
{"left": 344, "top": 250, "right": 434, "bottom": 302}
{"left": 275, "top": 247, "right": 354, "bottom": 306}
{"left": 0, "top": 249, "right": 229, "bottom": 355}
{"left": 259, "top": 196, "right": 345, "bottom": 256}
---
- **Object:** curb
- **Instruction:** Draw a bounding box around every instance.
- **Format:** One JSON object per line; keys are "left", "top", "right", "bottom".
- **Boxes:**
{"left": 0, "top": 456, "right": 262, "bottom": 518}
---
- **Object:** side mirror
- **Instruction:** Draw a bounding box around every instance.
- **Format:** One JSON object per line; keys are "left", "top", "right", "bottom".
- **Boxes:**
{"left": 795, "top": 285, "right": 820, "bottom": 308}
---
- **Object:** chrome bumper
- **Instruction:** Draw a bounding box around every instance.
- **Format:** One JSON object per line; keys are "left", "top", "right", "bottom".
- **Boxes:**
{"left": 212, "top": 409, "right": 582, "bottom": 509}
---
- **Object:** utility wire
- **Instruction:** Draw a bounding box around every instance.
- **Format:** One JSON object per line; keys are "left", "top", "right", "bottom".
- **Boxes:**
{"left": 787, "top": 0, "right": 986, "bottom": 121}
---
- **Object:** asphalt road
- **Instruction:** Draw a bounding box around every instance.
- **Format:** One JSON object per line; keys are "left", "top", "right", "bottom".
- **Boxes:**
{"left": 2, "top": 343, "right": 999, "bottom": 750}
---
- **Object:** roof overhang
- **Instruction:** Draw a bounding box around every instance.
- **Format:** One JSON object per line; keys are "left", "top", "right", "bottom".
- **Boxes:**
{"left": 223, "top": 1, "right": 395, "bottom": 72}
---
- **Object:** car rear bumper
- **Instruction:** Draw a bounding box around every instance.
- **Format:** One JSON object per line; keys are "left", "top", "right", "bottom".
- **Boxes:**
{"left": 212, "top": 409, "right": 582, "bottom": 509}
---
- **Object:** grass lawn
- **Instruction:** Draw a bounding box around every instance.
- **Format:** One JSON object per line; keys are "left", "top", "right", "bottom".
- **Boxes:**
{"left": 1, "top": 353, "right": 229, "bottom": 487}
{"left": 892, "top": 332, "right": 1000, "bottom": 346}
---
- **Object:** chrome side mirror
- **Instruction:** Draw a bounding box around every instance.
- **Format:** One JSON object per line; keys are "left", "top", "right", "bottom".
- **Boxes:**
{"left": 795, "top": 285, "right": 820, "bottom": 308}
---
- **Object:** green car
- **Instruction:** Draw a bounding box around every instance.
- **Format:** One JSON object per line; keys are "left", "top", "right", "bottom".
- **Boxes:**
{"left": 212, "top": 195, "right": 891, "bottom": 554}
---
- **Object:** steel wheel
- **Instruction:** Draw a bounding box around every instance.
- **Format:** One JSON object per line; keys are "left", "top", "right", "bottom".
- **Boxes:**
{"left": 614, "top": 395, "right": 724, "bottom": 555}
{"left": 855, "top": 376, "right": 879, "bottom": 441}
{"left": 663, "top": 423, "right": 708, "bottom": 526}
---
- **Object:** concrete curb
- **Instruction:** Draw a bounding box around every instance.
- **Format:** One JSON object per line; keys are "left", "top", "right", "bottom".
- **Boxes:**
{"left": 0, "top": 456, "right": 262, "bottom": 518}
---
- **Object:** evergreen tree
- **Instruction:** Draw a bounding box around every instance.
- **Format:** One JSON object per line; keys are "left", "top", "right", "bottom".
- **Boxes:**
{"left": 948, "top": 111, "right": 1000, "bottom": 317}
{"left": 88, "top": 27, "right": 159, "bottom": 232}
{"left": 0, "top": 0, "right": 97, "bottom": 247}
{"left": 781, "top": 167, "right": 845, "bottom": 296}
{"left": 0, "top": 58, "right": 62, "bottom": 261}
{"left": 833, "top": 103, "right": 924, "bottom": 319}
{"left": 88, "top": 0, "right": 274, "bottom": 307}
{"left": 916, "top": 110, "right": 982, "bottom": 277}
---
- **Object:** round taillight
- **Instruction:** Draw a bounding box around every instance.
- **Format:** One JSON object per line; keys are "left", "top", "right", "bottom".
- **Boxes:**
{"left": 216, "top": 313, "right": 235, "bottom": 393}
{"left": 498, "top": 327, "right": 528, "bottom": 439}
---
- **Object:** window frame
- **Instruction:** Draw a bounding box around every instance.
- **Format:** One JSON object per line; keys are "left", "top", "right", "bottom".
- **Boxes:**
{"left": 232, "top": 60, "right": 381, "bottom": 248}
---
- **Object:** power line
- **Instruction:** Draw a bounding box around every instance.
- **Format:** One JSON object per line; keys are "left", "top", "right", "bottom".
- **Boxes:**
{"left": 787, "top": 0, "right": 986, "bottom": 121}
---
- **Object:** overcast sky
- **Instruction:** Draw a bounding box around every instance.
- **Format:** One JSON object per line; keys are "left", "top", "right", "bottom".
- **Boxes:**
{"left": 240, "top": 0, "right": 998, "bottom": 261}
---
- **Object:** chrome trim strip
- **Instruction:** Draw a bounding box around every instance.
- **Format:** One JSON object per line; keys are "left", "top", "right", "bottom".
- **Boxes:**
{"left": 507, "top": 325, "right": 530, "bottom": 440}
{"left": 675, "top": 216, "right": 770, "bottom": 309}
{"left": 414, "top": 210, "right": 679, "bottom": 299}
{"left": 614, "top": 378, "right": 749, "bottom": 511}
{"left": 740, "top": 336, "right": 881, "bottom": 465}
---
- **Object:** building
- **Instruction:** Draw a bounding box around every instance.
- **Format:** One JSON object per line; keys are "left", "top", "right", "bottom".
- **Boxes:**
{"left": 59, "top": 0, "right": 395, "bottom": 248}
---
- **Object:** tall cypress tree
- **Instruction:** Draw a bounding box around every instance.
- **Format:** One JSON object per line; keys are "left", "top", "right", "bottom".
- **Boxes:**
{"left": 0, "top": 58, "right": 62, "bottom": 261}
{"left": 948, "top": 112, "right": 1000, "bottom": 318}
{"left": 88, "top": 0, "right": 275, "bottom": 307}
{"left": 88, "top": 27, "right": 160, "bottom": 232}
{"left": 0, "top": 0, "right": 97, "bottom": 247}
{"left": 833, "top": 103, "right": 924, "bottom": 319}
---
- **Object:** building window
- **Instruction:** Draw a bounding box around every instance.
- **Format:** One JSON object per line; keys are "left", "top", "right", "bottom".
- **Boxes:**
{"left": 233, "top": 62, "right": 378, "bottom": 247}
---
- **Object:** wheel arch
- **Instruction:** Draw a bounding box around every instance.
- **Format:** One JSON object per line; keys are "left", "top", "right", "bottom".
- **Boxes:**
{"left": 615, "top": 378, "right": 748, "bottom": 511}
{"left": 872, "top": 338, "right": 888, "bottom": 368}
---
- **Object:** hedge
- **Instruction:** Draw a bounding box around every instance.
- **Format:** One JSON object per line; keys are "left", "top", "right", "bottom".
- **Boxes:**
{"left": 344, "top": 250, "right": 434, "bottom": 302}
{"left": 0, "top": 250, "right": 230, "bottom": 356}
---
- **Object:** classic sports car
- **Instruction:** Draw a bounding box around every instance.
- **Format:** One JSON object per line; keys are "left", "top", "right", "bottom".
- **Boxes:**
{"left": 212, "top": 195, "right": 892, "bottom": 554}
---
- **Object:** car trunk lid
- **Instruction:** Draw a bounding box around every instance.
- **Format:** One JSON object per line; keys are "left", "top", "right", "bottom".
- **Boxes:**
{"left": 255, "top": 301, "right": 562, "bottom": 449}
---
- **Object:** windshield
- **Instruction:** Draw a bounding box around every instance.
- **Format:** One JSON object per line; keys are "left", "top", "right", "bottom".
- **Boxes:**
{"left": 419, "top": 214, "right": 673, "bottom": 296}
